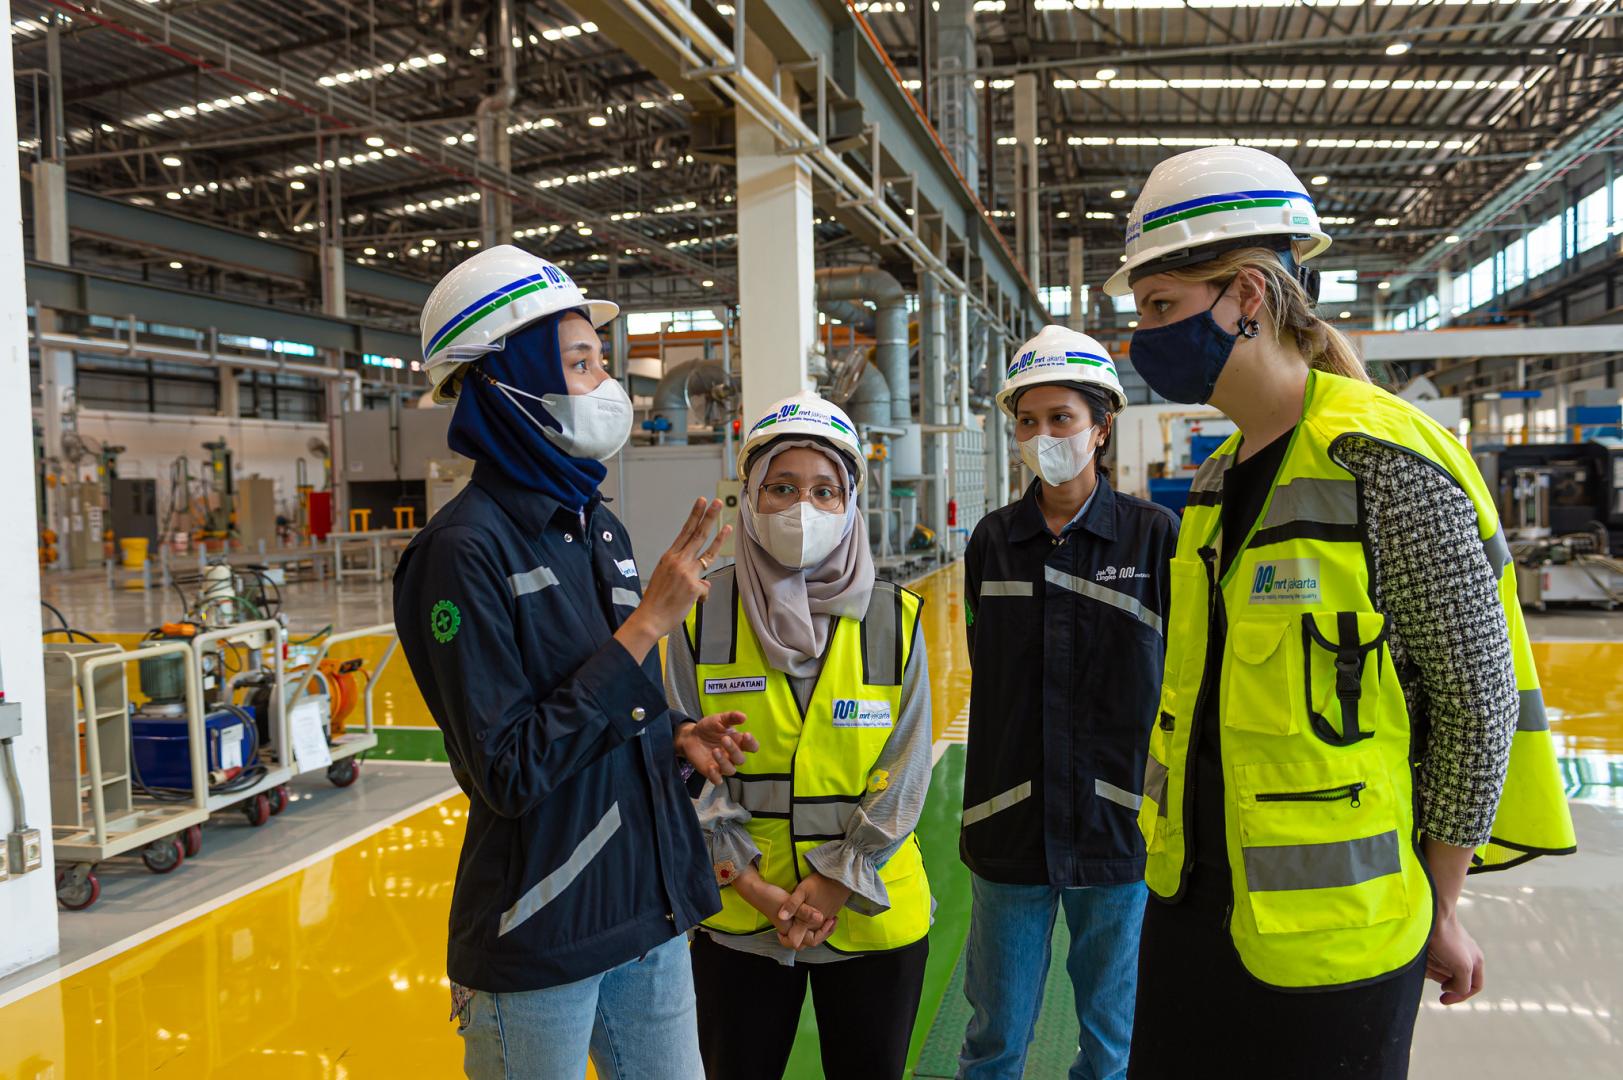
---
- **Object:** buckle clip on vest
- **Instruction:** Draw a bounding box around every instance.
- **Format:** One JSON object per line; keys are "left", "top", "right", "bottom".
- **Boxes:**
{"left": 1302, "top": 611, "right": 1384, "bottom": 747}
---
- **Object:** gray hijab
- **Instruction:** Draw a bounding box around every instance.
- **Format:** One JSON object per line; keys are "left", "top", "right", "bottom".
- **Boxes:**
{"left": 735, "top": 439, "right": 875, "bottom": 678}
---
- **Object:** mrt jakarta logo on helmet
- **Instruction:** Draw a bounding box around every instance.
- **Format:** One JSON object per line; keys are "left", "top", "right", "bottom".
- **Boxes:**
{"left": 749, "top": 403, "right": 854, "bottom": 438}
{"left": 1006, "top": 349, "right": 1117, "bottom": 380}
{"left": 1249, "top": 559, "right": 1321, "bottom": 605}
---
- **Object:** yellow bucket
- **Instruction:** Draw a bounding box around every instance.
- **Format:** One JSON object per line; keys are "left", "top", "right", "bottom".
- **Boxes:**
{"left": 119, "top": 537, "right": 149, "bottom": 568}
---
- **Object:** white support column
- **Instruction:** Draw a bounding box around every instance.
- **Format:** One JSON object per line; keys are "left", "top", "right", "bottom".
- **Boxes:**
{"left": 1013, "top": 74, "right": 1040, "bottom": 286}
{"left": 218, "top": 366, "right": 240, "bottom": 418}
{"left": 737, "top": 111, "right": 815, "bottom": 424}
{"left": 320, "top": 158, "right": 346, "bottom": 319}
{"left": 1436, "top": 266, "right": 1455, "bottom": 329}
{"left": 0, "top": 0, "right": 61, "bottom": 973}
{"left": 32, "top": 159, "right": 72, "bottom": 478}
{"left": 921, "top": 275, "right": 949, "bottom": 539}
{"left": 1068, "top": 234, "right": 1086, "bottom": 331}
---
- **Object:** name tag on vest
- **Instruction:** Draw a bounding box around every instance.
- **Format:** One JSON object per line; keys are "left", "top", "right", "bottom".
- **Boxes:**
{"left": 832, "top": 699, "right": 893, "bottom": 728}
{"left": 616, "top": 558, "right": 639, "bottom": 579}
{"left": 704, "top": 677, "right": 767, "bottom": 694}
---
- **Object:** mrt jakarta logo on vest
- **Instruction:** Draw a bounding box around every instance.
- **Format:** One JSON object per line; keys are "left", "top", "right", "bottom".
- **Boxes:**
{"left": 832, "top": 699, "right": 893, "bottom": 728}
{"left": 1250, "top": 559, "right": 1321, "bottom": 605}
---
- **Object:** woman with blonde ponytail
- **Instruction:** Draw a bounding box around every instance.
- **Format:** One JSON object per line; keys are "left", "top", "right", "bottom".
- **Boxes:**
{"left": 1108, "top": 148, "right": 1573, "bottom": 1078}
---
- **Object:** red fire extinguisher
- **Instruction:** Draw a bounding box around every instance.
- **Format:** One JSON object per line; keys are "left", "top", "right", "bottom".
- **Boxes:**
{"left": 947, "top": 499, "right": 958, "bottom": 527}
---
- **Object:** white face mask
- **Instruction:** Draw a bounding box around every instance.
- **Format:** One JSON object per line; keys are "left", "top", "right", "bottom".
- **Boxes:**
{"left": 748, "top": 500, "right": 847, "bottom": 570}
{"left": 495, "top": 377, "right": 633, "bottom": 462}
{"left": 1019, "top": 426, "right": 1098, "bottom": 487}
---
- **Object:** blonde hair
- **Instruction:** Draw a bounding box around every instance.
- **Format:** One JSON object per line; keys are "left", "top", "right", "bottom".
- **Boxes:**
{"left": 1164, "top": 248, "right": 1370, "bottom": 383}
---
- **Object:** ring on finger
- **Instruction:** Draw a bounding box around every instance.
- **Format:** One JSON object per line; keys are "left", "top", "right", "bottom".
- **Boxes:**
{"left": 698, "top": 554, "right": 713, "bottom": 570}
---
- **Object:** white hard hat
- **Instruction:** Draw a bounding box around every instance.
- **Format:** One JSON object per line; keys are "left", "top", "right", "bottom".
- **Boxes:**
{"left": 419, "top": 244, "right": 619, "bottom": 403}
{"left": 737, "top": 391, "right": 866, "bottom": 495}
{"left": 996, "top": 325, "right": 1127, "bottom": 418}
{"left": 1104, "top": 146, "right": 1331, "bottom": 296}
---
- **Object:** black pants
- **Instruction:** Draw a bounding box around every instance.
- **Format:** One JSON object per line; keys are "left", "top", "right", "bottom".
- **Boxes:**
{"left": 689, "top": 930, "right": 929, "bottom": 1080}
{"left": 1128, "top": 878, "right": 1426, "bottom": 1079}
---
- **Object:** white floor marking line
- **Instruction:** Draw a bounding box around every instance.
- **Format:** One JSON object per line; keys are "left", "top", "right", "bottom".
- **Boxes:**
{"left": 0, "top": 783, "right": 463, "bottom": 1011}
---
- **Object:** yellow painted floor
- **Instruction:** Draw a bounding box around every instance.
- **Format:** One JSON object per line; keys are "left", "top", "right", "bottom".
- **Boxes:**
{"left": 0, "top": 566, "right": 974, "bottom": 1078}
{"left": 4, "top": 565, "right": 1619, "bottom": 1078}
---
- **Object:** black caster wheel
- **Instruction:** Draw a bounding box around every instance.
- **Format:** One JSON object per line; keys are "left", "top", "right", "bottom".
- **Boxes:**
{"left": 57, "top": 866, "right": 100, "bottom": 910}
{"left": 268, "top": 784, "right": 290, "bottom": 816}
{"left": 327, "top": 758, "right": 360, "bottom": 788}
{"left": 243, "top": 792, "right": 271, "bottom": 827}
{"left": 142, "top": 838, "right": 185, "bottom": 874}
{"left": 182, "top": 824, "right": 203, "bottom": 858}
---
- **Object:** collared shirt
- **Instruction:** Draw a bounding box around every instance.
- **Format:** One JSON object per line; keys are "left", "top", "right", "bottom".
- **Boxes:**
{"left": 394, "top": 463, "right": 719, "bottom": 993}
{"left": 960, "top": 473, "right": 1180, "bottom": 886}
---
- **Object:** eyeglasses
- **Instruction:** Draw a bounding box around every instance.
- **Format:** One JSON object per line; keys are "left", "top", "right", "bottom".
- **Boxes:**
{"left": 756, "top": 481, "right": 847, "bottom": 512}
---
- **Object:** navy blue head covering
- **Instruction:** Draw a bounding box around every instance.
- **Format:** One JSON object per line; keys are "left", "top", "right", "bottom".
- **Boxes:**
{"left": 447, "top": 309, "right": 606, "bottom": 510}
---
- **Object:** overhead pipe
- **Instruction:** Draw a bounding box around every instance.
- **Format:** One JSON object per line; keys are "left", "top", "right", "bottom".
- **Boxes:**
{"left": 652, "top": 359, "right": 731, "bottom": 445}
{"left": 846, "top": 362, "right": 893, "bottom": 430}
{"left": 815, "top": 267, "right": 910, "bottom": 424}
{"left": 818, "top": 298, "right": 875, "bottom": 336}
{"left": 476, "top": 0, "right": 517, "bottom": 248}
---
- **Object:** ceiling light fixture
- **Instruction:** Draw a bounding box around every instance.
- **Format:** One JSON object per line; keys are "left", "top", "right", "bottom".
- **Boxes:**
{"left": 290, "top": 180, "right": 306, "bottom": 190}
{"left": 588, "top": 115, "right": 608, "bottom": 127}
{"left": 161, "top": 155, "right": 182, "bottom": 167}
{"left": 1311, "top": 174, "right": 1329, "bottom": 186}
{"left": 1385, "top": 42, "right": 1411, "bottom": 57}
{"left": 1444, "top": 235, "right": 1460, "bottom": 244}
{"left": 168, "top": 261, "right": 183, "bottom": 270}
{"left": 1377, "top": 281, "right": 1391, "bottom": 290}
{"left": 1096, "top": 68, "right": 1117, "bottom": 81}
{"left": 1110, "top": 188, "right": 1126, "bottom": 199}
{"left": 1524, "top": 160, "right": 1543, "bottom": 171}
{"left": 365, "top": 136, "right": 385, "bottom": 148}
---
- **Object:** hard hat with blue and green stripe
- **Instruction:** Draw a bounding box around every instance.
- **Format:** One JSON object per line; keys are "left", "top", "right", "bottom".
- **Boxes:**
{"left": 997, "top": 325, "right": 1127, "bottom": 417}
{"left": 1103, "top": 146, "right": 1331, "bottom": 297}
{"left": 419, "top": 244, "right": 619, "bottom": 403}
{"left": 737, "top": 391, "right": 866, "bottom": 494}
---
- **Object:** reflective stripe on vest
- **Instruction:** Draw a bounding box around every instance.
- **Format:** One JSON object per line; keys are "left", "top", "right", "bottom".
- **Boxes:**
{"left": 688, "top": 567, "right": 931, "bottom": 953}
{"left": 1140, "top": 370, "right": 1575, "bottom": 991}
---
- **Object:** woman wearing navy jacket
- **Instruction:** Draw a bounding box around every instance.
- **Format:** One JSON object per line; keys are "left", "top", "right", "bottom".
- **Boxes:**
{"left": 395, "top": 245, "right": 755, "bottom": 1080}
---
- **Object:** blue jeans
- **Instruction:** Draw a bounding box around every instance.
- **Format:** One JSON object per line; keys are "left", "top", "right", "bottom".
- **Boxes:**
{"left": 957, "top": 875, "right": 1147, "bottom": 1080}
{"left": 458, "top": 934, "right": 704, "bottom": 1080}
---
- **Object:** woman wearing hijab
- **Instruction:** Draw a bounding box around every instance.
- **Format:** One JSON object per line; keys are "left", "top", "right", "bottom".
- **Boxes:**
{"left": 664, "top": 391, "right": 935, "bottom": 1080}
{"left": 395, "top": 246, "right": 759, "bottom": 1080}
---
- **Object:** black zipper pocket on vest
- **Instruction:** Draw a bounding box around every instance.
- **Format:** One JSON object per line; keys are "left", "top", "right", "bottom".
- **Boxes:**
{"left": 1256, "top": 782, "right": 1365, "bottom": 808}
{"left": 1159, "top": 710, "right": 1175, "bottom": 732}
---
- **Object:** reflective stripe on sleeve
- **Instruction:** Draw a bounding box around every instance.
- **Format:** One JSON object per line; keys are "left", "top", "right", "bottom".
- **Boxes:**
{"left": 1094, "top": 778, "right": 1143, "bottom": 811}
{"left": 610, "top": 587, "right": 640, "bottom": 608}
{"left": 962, "top": 780, "right": 1033, "bottom": 827}
{"left": 1242, "top": 830, "right": 1402, "bottom": 893}
{"left": 498, "top": 803, "right": 622, "bottom": 936}
{"left": 508, "top": 565, "right": 559, "bottom": 598}
{"left": 1483, "top": 526, "right": 1512, "bottom": 579}
{"left": 1045, "top": 566, "right": 1164, "bottom": 636}
{"left": 980, "top": 581, "right": 1034, "bottom": 597}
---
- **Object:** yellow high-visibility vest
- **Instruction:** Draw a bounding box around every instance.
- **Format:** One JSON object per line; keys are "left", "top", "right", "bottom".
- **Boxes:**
{"left": 1139, "top": 369, "right": 1576, "bottom": 989}
{"left": 686, "top": 566, "right": 932, "bottom": 953}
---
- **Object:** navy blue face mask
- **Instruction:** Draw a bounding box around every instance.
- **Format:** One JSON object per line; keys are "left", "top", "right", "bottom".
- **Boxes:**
{"left": 1128, "top": 279, "right": 1259, "bottom": 405}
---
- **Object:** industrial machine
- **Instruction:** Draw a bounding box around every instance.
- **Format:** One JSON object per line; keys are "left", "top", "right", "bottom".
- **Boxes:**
{"left": 201, "top": 439, "right": 235, "bottom": 539}
{"left": 1494, "top": 441, "right": 1623, "bottom": 611}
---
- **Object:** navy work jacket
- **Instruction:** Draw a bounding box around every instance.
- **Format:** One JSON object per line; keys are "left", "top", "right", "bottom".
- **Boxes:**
{"left": 961, "top": 474, "right": 1179, "bottom": 886}
{"left": 394, "top": 463, "right": 718, "bottom": 992}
